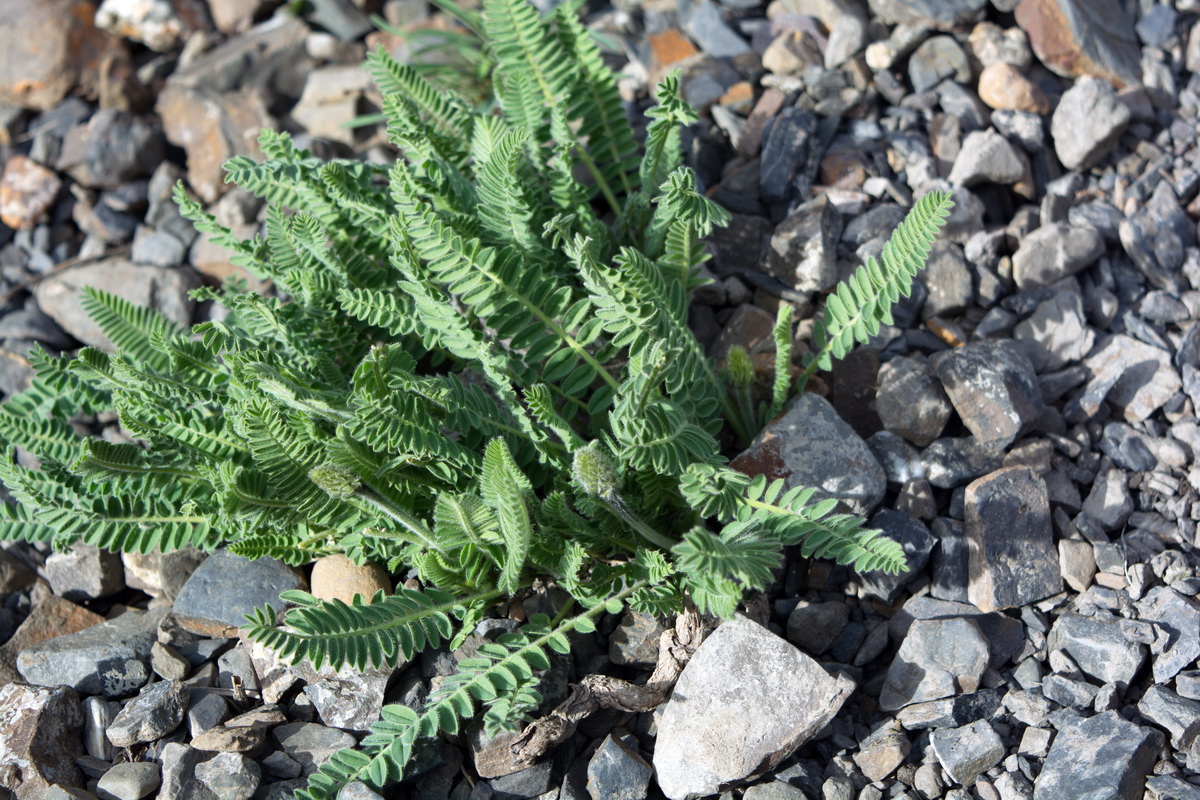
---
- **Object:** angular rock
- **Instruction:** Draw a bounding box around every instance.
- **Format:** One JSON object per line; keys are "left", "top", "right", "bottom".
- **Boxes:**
{"left": 34, "top": 260, "right": 198, "bottom": 352}
{"left": 965, "top": 467, "right": 1061, "bottom": 612}
{"left": 931, "top": 340, "right": 1044, "bottom": 449}
{"left": 95, "top": 0, "right": 210, "bottom": 51}
{"left": 867, "top": 0, "right": 987, "bottom": 30}
{"left": 1137, "top": 686, "right": 1200, "bottom": 750}
{"left": 1033, "top": 712, "right": 1161, "bottom": 800}
{"left": 296, "top": 661, "right": 392, "bottom": 734}
{"left": 0, "top": 0, "right": 130, "bottom": 111}
{"left": 1015, "top": 0, "right": 1141, "bottom": 87}
{"left": 609, "top": 609, "right": 668, "bottom": 667}
{"left": 107, "top": 680, "right": 189, "bottom": 748}
{"left": 930, "top": 720, "right": 1005, "bottom": 786}
{"left": 1012, "top": 290, "right": 1095, "bottom": 373}
{"left": 1050, "top": 76, "right": 1131, "bottom": 171}
{"left": 587, "top": 735, "right": 653, "bottom": 800}
{"left": 683, "top": 1, "right": 750, "bottom": 58}
{"left": 0, "top": 155, "right": 62, "bottom": 230}
{"left": 122, "top": 548, "right": 205, "bottom": 601}
{"left": 0, "top": 595, "right": 104, "bottom": 687}
{"left": 0, "top": 683, "right": 84, "bottom": 795}
{"left": 852, "top": 723, "right": 910, "bottom": 782}
{"left": 977, "top": 64, "right": 1050, "bottom": 114}
{"left": 1047, "top": 613, "right": 1145, "bottom": 687}
{"left": 1080, "top": 335, "right": 1181, "bottom": 424}
{"left": 731, "top": 393, "right": 885, "bottom": 515}
{"left": 921, "top": 437, "right": 1007, "bottom": 489}
{"left": 766, "top": 196, "right": 841, "bottom": 292}
{"left": 272, "top": 722, "right": 356, "bottom": 777}
{"left": 193, "top": 751, "right": 260, "bottom": 800}
{"left": 96, "top": 760, "right": 161, "bottom": 800}
{"left": 908, "top": 36, "right": 972, "bottom": 94}
{"left": 653, "top": 616, "right": 854, "bottom": 800}
{"left": 1136, "top": 587, "right": 1200, "bottom": 683}
{"left": 858, "top": 509, "right": 935, "bottom": 603}
{"left": 56, "top": 111, "right": 165, "bottom": 189}
{"left": 97, "top": 655, "right": 151, "bottom": 700}
{"left": 759, "top": 107, "right": 817, "bottom": 205}
{"left": 158, "top": 743, "right": 215, "bottom": 800}
{"left": 786, "top": 601, "right": 849, "bottom": 656}
{"left": 1081, "top": 468, "right": 1132, "bottom": 532}
{"left": 948, "top": 129, "right": 1028, "bottom": 187}
{"left": 920, "top": 242, "right": 974, "bottom": 321}
{"left": 895, "top": 688, "right": 1003, "bottom": 731}
{"left": 290, "top": 66, "right": 376, "bottom": 147}
{"left": 17, "top": 608, "right": 166, "bottom": 695}
{"left": 1011, "top": 225, "right": 1104, "bottom": 291}
{"left": 880, "top": 617, "right": 990, "bottom": 711}
{"left": 172, "top": 550, "right": 306, "bottom": 638}
{"left": 45, "top": 544, "right": 124, "bottom": 601}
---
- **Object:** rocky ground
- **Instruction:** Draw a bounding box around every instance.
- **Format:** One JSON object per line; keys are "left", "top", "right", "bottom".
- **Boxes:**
{"left": 0, "top": 0, "right": 1199, "bottom": 798}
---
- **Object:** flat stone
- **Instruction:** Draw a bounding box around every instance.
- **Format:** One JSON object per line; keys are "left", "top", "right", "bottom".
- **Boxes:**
{"left": 880, "top": 617, "right": 990, "bottom": 711}
{"left": 977, "top": 64, "right": 1050, "bottom": 114}
{"left": 95, "top": 760, "right": 161, "bottom": 800}
{"left": 730, "top": 393, "right": 885, "bottom": 515}
{"left": 1136, "top": 587, "right": 1200, "bottom": 683}
{"left": 948, "top": 129, "right": 1028, "bottom": 188}
{"left": 172, "top": 550, "right": 306, "bottom": 638}
{"left": 653, "top": 616, "right": 854, "bottom": 800}
{"left": 272, "top": 722, "right": 356, "bottom": 777}
{"left": 852, "top": 723, "right": 910, "bottom": 782}
{"left": 1015, "top": 0, "right": 1141, "bottom": 88}
{"left": 1137, "top": 686, "right": 1200, "bottom": 749}
{"left": 17, "top": 608, "right": 166, "bottom": 695}
{"left": 122, "top": 548, "right": 205, "bottom": 601}
{"left": 0, "top": 683, "right": 84, "bottom": 796}
{"left": 107, "top": 680, "right": 189, "bottom": 748}
{"left": 1050, "top": 76, "right": 1132, "bottom": 171}
{"left": 290, "top": 66, "right": 375, "bottom": 147}
{"left": 158, "top": 743, "right": 215, "bottom": 800}
{"left": 45, "top": 544, "right": 125, "bottom": 601}
{"left": 786, "top": 601, "right": 849, "bottom": 655}
{"left": 930, "top": 720, "right": 1005, "bottom": 786}
{"left": 921, "top": 437, "right": 1007, "bottom": 489}
{"left": 867, "top": 0, "right": 987, "bottom": 30}
{"left": 890, "top": 598, "right": 1025, "bottom": 670}
{"left": 586, "top": 734, "right": 653, "bottom": 800}
{"left": 857, "top": 509, "right": 935, "bottom": 603}
{"left": 0, "top": 595, "right": 104, "bottom": 687}
{"left": 965, "top": 467, "right": 1062, "bottom": 612}
{"left": 931, "top": 340, "right": 1044, "bottom": 449}
{"left": 1080, "top": 335, "right": 1181, "bottom": 424}
{"left": 294, "top": 661, "right": 392, "bottom": 734}
{"left": 1081, "top": 468, "right": 1133, "bottom": 532}
{"left": 683, "top": 1, "right": 750, "bottom": 58}
{"left": 193, "top": 751, "right": 260, "bottom": 800}
{"left": 1012, "top": 225, "right": 1105, "bottom": 292}
{"left": 895, "top": 688, "right": 1003, "bottom": 731}
{"left": 1033, "top": 712, "right": 1161, "bottom": 800}
{"left": 1012, "top": 290, "right": 1095, "bottom": 373}
{"left": 34, "top": 259, "right": 198, "bottom": 352}
{"left": 919, "top": 242, "right": 975, "bottom": 321}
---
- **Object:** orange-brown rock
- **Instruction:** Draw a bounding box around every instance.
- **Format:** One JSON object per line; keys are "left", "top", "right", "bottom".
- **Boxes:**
{"left": 649, "top": 29, "right": 700, "bottom": 73}
{"left": 0, "top": 156, "right": 62, "bottom": 230}
{"left": 977, "top": 62, "right": 1051, "bottom": 114}
{"left": 310, "top": 554, "right": 393, "bottom": 605}
{"left": 1014, "top": 0, "right": 1141, "bottom": 88}
{"left": 0, "top": 594, "right": 104, "bottom": 687}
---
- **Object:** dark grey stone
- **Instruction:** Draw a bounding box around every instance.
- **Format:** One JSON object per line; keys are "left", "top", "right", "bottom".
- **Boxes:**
{"left": 858, "top": 509, "right": 935, "bottom": 603}
{"left": 930, "top": 517, "right": 969, "bottom": 603}
{"left": 586, "top": 734, "right": 652, "bottom": 800}
{"left": 876, "top": 355, "right": 953, "bottom": 446}
{"left": 921, "top": 437, "right": 1006, "bottom": 489}
{"left": 682, "top": 1, "right": 749, "bottom": 58}
{"left": 96, "top": 655, "right": 151, "bottom": 700}
{"left": 490, "top": 762, "right": 555, "bottom": 800}
{"left": 609, "top": 609, "right": 668, "bottom": 667}
{"left": 1041, "top": 673, "right": 1098, "bottom": 709}
{"left": 930, "top": 720, "right": 1005, "bottom": 785}
{"left": 17, "top": 608, "right": 167, "bottom": 695}
{"left": 306, "top": 0, "right": 373, "bottom": 40}
{"left": 895, "top": 688, "right": 1003, "bottom": 731}
{"left": 1137, "top": 686, "right": 1200, "bottom": 749}
{"left": 107, "top": 680, "right": 189, "bottom": 748}
{"left": 765, "top": 195, "right": 842, "bottom": 292}
{"left": 172, "top": 550, "right": 306, "bottom": 638}
{"left": 931, "top": 339, "right": 1044, "bottom": 449}
{"left": 55, "top": 110, "right": 166, "bottom": 189}
{"left": 1047, "top": 613, "right": 1146, "bottom": 688}
{"left": 866, "top": 431, "right": 925, "bottom": 484}
{"left": 1033, "top": 712, "right": 1162, "bottom": 800}
{"left": 965, "top": 467, "right": 1061, "bottom": 612}
{"left": 759, "top": 108, "right": 817, "bottom": 205}
{"left": 786, "top": 601, "right": 849, "bottom": 656}
{"left": 992, "top": 110, "right": 1045, "bottom": 152}
{"left": 867, "top": 0, "right": 987, "bottom": 30}
{"left": 1136, "top": 587, "right": 1200, "bottom": 683}
{"left": 880, "top": 617, "right": 989, "bottom": 711}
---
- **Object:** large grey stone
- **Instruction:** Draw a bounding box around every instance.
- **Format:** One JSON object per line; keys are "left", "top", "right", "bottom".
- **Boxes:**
{"left": 653, "top": 616, "right": 854, "bottom": 800}
{"left": 880, "top": 617, "right": 990, "bottom": 712}
{"left": 586, "top": 734, "right": 653, "bottom": 800}
{"left": 1011, "top": 225, "right": 1104, "bottom": 291}
{"left": 1033, "top": 712, "right": 1162, "bottom": 800}
{"left": 17, "top": 608, "right": 167, "bottom": 695}
{"left": 877, "top": 356, "right": 953, "bottom": 447}
{"left": 172, "top": 550, "right": 306, "bottom": 638}
{"left": 44, "top": 544, "right": 125, "bottom": 601}
{"left": 1137, "top": 587, "right": 1200, "bottom": 683}
{"left": 931, "top": 340, "right": 1044, "bottom": 449}
{"left": 96, "top": 760, "right": 162, "bottom": 800}
{"left": 1046, "top": 613, "right": 1146, "bottom": 687}
{"left": 948, "top": 129, "right": 1029, "bottom": 187}
{"left": 1012, "top": 290, "right": 1095, "bottom": 373}
{"left": 1079, "top": 335, "right": 1181, "bottom": 424}
{"left": 965, "top": 467, "right": 1062, "bottom": 612}
{"left": 930, "top": 721, "right": 1005, "bottom": 786}
{"left": 1050, "top": 76, "right": 1131, "bottom": 171}
{"left": 730, "top": 393, "right": 885, "bottom": 515}
{"left": 766, "top": 196, "right": 842, "bottom": 292}
{"left": 1137, "top": 686, "right": 1200, "bottom": 750}
{"left": 272, "top": 722, "right": 356, "bottom": 777}
{"left": 107, "top": 680, "right": 189, "bottom": 748}
{"left": 868, "top": 0, "right": 987, "bottom": 30}
{"left": 857, "top": 510, "right": 935, "bottom": 603}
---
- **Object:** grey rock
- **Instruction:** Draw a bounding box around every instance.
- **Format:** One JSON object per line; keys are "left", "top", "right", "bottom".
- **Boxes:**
{"left": 1136, "top": 587, "right": 1200, "bottom": 683}
{"left": 193, "top": 752, "right": 260, "bottom": 800}
{"left": 858, "top": 509, "right": 935, "bottom": 603}
{"left": 337, "top": 783, "right": 385, "bottom": 800}
{"left": 262, "top": 751, "right": 300, "bottom": 780}
{"left": 653, "top": 615, "right": 855, "bottom": 800}
{"left": 95, "top": 761, "right": 161, "bottom": 800}
{"left": 107, "top": 680, "right": 189, "bottom": 748}
{"left": 1145, "top": 776, "right": 1200, "bottom": 800}
{"left": 786, "top": 601, "right": 849, "bottom": 655}
{"left": 930, "top": 720, "right": 1005, "bottom": 786}
{"left": 586, "top": 734, "right": 652, "bottom": 800}
{"left": 867, "top": 0, "right": 987, "bottom": 30}
{"left": 131, "top": 225, "right": 187, "bottom": 269}
{"left": 825, "top": 15, "right": 867, "bottom": 69}
{"left": 920, "top": 241, "right": 974, "bottom": 321}
{"left": 151, "top": 642, "right": 191, "bottom": 681}
{"left": 172, "top": 549, "right": 306, "bottom": 638}
{"left": 256, "top": 779, "right": 309, "bottom": 800}
{"left": 1137, "top": 686, "right": 1200, "bottom": 749}
{"left": 610, "top": 609, "right": 668, "bottom": 667}
{"left": 1135, "top": 4, "right": 1176, "bottom": 48}
{"left": 866, "top": 431, "right": 925, "bottom": 484}
{"left": 17, "top": 608, "right": 167, "bottom": 695}
{"left": 965, "top": 467, "right": 1062, "bottom": 612}
{"left": 158, "top": 743, "right": 215, "bottom": 800}
{"left": 1050, "top": 77, "right": 1131, "bottom": 171}
{"left": 0, "top": 683, "right": 84, "bottom": 796}
{"left": 34, "top": 259, "right": 198, "bottom": 352}
{"left": 97, "top": 655, "right": 151, "bottom": 700}
{"left": 683, "top": 1, "right": 749, "bottom": 58}
{"left": 1081, "top": 468, "right": 1133, "bottom": 531}
{"left": 730, "top": 393, "right": 885, "bottom": 515}
{"left": 992, "top": 110, "right": 1045, "bottom": 152}
{"left": 1047, "top": 613, "right": 1145, "bottom": 687}
{"left": 217, "top": 645, "right": 259, "bottom": 693}
{"left": 186, "top": 691, "right": 230, "bottom": 738}
{"left": 931, "top": 339, "right": 1044, "bottom": 449}
{"left": 759, "top": 107, "right": 817, "bottom": 205}
{"left": 852, "top": 722, "right": 910, "bottom": 782}
{"left": 1041, "top": 673, "right": 1098, "bottom": 709}
{"left": 272, "top": 722, "right": 356, "bottom": 777}
{"left": 296, "top": 662, "right": 391, "bottom": 734}
{"left": 83, "top": 696, "right": 117, "bottom": 760}
{"left": 948, "top": 129, "right": 1028, "bottom": 187}
{"left": 491, "top": 761, "right": 554, "bottom": 799}
{"left": 930, "top": 517, "right": 969, "bottom": 603}
{"left": 766, "top": 195, "right": 842, "bottom": 292}
{"left": 306, "top": 0, "right": 372, "bottom": 40}
{"left": 921, "top": 437, "right": 1006, "bottom": 489}
{"left": 876, "top": 355, "right": 952, "bottom": 447}
{"left": 1011, "top": 225, "right": 1104, "bottom": 291}
{"left": 1079, "top": 335, "right": 1181, "bottom": 424}
{"left": 842, "top": 205, "right": 906, "bottom": 246}
{"left": 56, "top": 110, "right": 165, "bottom": 189}
{"left": 1012, "top": 290, "right": 1095, "bottom": 373}
{"left": 909, "top": 36, "right": 972, "bottom": 94}
{"left": 0, "top": 308, "right": 75, "bottom": 350}
{"left": 895, "top": 688, "right": 1003, "bottom": 731}
{"left": 742, "top": 782, "right": 808, "bottom": 800}
{"left": 1033, "top": 712, "right": 1162, "bottom": 800}
{"left": 880, "top": 617, "right": 990, "bottom": 711}
{"left": 45, "top": 543, "right": 124, "bottom": 601}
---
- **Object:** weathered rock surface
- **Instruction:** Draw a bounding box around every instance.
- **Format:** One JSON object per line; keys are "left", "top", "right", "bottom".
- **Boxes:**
{"left": 0, "top": 683, "right": 84, "bottom": 795}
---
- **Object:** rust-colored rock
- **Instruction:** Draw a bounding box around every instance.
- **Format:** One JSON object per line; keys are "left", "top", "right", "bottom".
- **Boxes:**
{"left": 1014, "top": 0, "right": 1141, "bottom": 88}
{"left": 0, "top": 156, "right": 61, "bottom": 231}
{"left": 977, "top": 62, "right": 1051, "bottom": 114}
{"left": 0, "top": 0, "right": 130, "bottom": 111}
{"left": 0, "top": 594, "right": 104, "bottom": 687}
{"left": 649, "top": 29, "right": 699, "bottom": 73}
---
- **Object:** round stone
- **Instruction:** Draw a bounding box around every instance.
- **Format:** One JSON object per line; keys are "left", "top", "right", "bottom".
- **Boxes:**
{"left": 309, "top": 554, "right": 392, "bottom": 605}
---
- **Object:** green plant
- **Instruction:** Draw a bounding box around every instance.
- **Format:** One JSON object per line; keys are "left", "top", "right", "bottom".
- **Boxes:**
{"left": 0, "top": 0, "right": 952, "bottom": 794}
